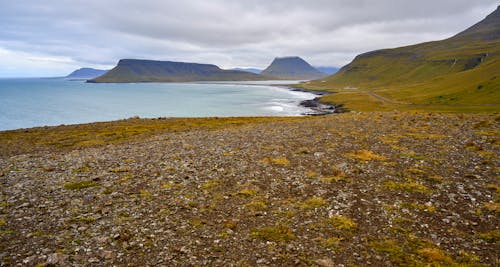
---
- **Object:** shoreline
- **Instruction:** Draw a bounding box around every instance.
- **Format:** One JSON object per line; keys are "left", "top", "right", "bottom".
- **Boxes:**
{"left": 276, "top": 84, "right": 346, "bottom": 115}
{"left": 0, "top": 80, "right": 338, "bottom": 132}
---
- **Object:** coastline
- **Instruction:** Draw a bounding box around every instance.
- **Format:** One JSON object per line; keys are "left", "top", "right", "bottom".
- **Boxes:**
{"left": 277, "top": 84, "right": 346, "bottom": 115}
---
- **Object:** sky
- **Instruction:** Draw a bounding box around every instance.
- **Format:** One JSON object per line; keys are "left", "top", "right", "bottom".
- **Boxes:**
{"left": 0, "top": 0, "right": 497, "bottom": 77}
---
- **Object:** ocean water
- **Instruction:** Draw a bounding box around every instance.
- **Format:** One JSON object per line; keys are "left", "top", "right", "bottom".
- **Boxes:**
{"left": 0, "top": 78, "right": 316, "bottom": 131}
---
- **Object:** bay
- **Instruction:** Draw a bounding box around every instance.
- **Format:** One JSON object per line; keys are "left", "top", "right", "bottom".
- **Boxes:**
{"left": 0, "top": 78, "right": 316, "bottom": 131}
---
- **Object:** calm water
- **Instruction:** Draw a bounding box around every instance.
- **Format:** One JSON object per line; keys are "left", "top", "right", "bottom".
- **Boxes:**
{"left": 0, "top": 78, "right": 316, "bottom": 131}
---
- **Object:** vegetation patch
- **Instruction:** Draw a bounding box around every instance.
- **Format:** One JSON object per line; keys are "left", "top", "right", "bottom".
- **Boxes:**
{"left": 325, "top": 215, "right": 357, "bottom": 232}
{"left": 244, "top": 200, "right": 268, "bottom": 211}
{"left": 264, "top": 157, "right": 290, "bottom": 166}
{"left": 68, "top": 216, "right": 95, "bottom": 224}
{"left": 320, "top": 174, "right": 351, "bottom": 183}
{"left": 416, "top": 248, "right": 454, "bottom": 265}
{"left": 319, "top": 237, "right": 342, "bottom": 250}
{"left": 250, "top": 224, "right": 295, "bottom": 242}
{"left": 297, "top": 197, "right": 328, "bottom": 209}
{"left": 72, "top": 165, "right": 91, "bottom": 173}
{"left": 237, "top": 188, "right": 257, "bottom": 197}
{"left": 161, "top": 182, "right": 183, "bottom": 190}
{"left": 63, "top": 180, "right": 99, "bottom": 190}
{"left": 383, "top": 181, "right": 431, "bottom": 194}
{"left": 400, "top": 202, "right": 437, "bottom": 212}
{"left": 478, "top": 230, "right": 500, "bottom": 244}
{"left": 139, "top": 190, "right": 152, "bottom": 198}
{"left": 370, "top": 238, "right": 456, "bottom": 265}
{"left": 201, "top": 179, "right": 221, "bottom": 191}
{"left": 346, "top": 150, "right": 386, "bottom": 161}
{"left": 295, "top": 147, "right": 310, "bottom": 154}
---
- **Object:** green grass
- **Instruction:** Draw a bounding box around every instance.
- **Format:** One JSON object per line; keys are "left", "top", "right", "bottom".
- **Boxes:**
{"left": 298, "top": 9, "right": 500, "bottom": 113}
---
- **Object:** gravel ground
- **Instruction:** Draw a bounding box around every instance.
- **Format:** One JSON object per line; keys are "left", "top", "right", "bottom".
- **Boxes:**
{"left": 0, "top": 112, "right": 499, "bottom": 266}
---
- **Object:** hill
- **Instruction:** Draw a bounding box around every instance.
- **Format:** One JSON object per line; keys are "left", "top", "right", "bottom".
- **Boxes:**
{"left": 89, "top": 59, "right": 271, "bottom": 83}
{"left": 230, "top": 68, "right": 262, "bottom": 74}
{"left": 261, "top": 56, "right": 327, "bottom": 80}
{"left": 66, "top": 68, "right": 108, "bottom": 79}
{"left": 303, "top": 6, "right": 500, "bottom": 111}
{"left": 315, "top": 66, "right": 339, "bottom": 75}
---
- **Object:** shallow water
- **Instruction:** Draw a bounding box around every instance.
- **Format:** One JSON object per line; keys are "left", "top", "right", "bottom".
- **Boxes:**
{"left": 0, "top": 78, "right": 316, "bottom": 130}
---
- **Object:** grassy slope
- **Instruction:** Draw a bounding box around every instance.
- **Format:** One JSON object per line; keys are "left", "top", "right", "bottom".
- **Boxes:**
{"left": 301, "top": 7, "right": 500, "bottom": 112}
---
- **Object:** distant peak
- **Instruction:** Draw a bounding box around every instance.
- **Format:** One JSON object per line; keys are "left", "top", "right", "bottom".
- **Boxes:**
{"left": 276, "top": 56, "right": 300, "bottom": 59}
{"left": 261, "top": 56, "right": 326, "bottom": 79}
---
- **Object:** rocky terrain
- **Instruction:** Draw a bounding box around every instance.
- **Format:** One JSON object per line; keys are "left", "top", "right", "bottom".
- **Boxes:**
{"left": 0, "top": 112, "right": 499, "bottom": 266}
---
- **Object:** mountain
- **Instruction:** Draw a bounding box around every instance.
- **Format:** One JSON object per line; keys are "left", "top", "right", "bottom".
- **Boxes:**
{"left": 315, "top": 66, "right": 339, "bottom": 75}
{"left": 306, "top": 6, "right": 500, "bottom": 107}
{"left": 230, "top": 68, "right": 262, "bottom": 74}
{"left": 261, "top": 56, "right": 327, "bottom": 80}
{"left": 66, "top": 68, "right": 108, "bottom": 79}
{"left": 89, "top": 59, "right": 271, "bottom": 83}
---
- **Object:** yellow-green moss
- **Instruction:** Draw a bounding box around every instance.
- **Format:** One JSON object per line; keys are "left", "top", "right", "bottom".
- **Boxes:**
{"left": 244, "top": 200, "right": 268, "bottom": 211}
{"left": 72, "top": 166, "right": 91, "bottom": 173}
{"left": 63, "top": 180, "right": 99, "bottom": 190}
{"left": 269, "top": 157, "right": 290, "bottom": 166}
{"left": 201, "top": 179, "right": 221, "bottom": 191}
{"left": 139, "top": 190, "right": 152, "bottom": 198}
{"left": 478, "top": 230, "right": 500, "bottom": 244}
{"left": 238, "top": 188, "right": 257, "bottom": 197}
{"left": 320, "top": 237, "right": 341, "bottom": 249}
{"left": 250, "top": 224, "right": 295, "bottom": 242}
{"left": 383, "top": 181, "right": 431, "bottom": 194}
{"left": 68, "top": 216, "right": 95, "bottom": 224}
{"left": 297, "top": 197, "right": 328, "bottom": 209}
{"left": 326, "top": 215, "right": 357, "bottom": 232}
{"left": 347, "top": 150, "right": 387, "bottom": 161}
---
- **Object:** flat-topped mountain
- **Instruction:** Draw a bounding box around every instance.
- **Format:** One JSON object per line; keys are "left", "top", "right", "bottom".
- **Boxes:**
{"left": 66, "top": 68, "right": 108, "bottom": 80}
{"left": 261, "top": 56, "right": 327, "bottom": 80}
{"left": 307, "top": 6, "right": 500, "bottom": 106}
{"left": 89, "top": 59, "right": 271, "bottom": 83}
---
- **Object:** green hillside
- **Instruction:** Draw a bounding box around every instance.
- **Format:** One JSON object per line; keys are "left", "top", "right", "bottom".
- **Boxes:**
{"left": 90, "top": 59, "right": 273, "bottom": 83}
{"left": 302, "top": 6, "right": 500, "bottom": 112}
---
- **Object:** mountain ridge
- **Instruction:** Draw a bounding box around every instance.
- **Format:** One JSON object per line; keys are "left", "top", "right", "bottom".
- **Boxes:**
{"left": 90, "top": 59, "right": 272, "bottom": 83}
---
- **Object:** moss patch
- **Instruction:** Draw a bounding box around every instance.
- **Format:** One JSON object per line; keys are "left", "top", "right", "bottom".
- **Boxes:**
{"left": 63, "top": 180, "right": 99, "bottom": 190}
{"left": 250, "top": 224, "right": 295, "bottom": 242}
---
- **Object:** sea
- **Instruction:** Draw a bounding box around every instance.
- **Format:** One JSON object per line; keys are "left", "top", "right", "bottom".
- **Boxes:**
{"left": 0, "top": 78, "right": 317, "bottom": 131}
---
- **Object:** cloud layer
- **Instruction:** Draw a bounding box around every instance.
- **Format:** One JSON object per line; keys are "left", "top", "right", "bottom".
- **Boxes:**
{"left": 0, "top": 0, "right": 497, "bottom": 77}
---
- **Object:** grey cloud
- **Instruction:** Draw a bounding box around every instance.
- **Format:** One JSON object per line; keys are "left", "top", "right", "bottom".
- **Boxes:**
{"left": 0, "top": 0, "right": 497, "bottom": 76}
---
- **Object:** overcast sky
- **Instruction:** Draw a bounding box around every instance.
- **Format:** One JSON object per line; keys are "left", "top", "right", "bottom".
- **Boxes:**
{"left": 0, "top": 0, "right": 497, "bottom": 77}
